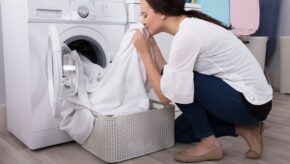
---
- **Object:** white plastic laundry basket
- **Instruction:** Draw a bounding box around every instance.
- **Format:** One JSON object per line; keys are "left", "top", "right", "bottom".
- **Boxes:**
{"left": 82, "top": 100, "right": 175, "bottom": 163}
{"left": 246, "top": 36, "right": 268, "bottom": 70}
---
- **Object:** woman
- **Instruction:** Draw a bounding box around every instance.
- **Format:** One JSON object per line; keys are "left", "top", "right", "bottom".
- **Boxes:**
{"left": 133, "top": 0, "right": 272, "bottom": 163}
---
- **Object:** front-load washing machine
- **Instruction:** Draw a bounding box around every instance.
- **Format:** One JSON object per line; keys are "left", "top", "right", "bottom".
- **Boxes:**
{"left": 2, "top": 0, "right": 127, "bottom": 149}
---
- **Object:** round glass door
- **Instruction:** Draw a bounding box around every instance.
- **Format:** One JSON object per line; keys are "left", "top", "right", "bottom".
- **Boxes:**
{"left": 46, "top": 25, "right": 79, "bottom": 117}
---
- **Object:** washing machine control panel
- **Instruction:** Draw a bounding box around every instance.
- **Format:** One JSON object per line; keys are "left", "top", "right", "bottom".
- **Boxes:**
{"left": 77, "top": 5, "right": 89, "bottom": 18}
{"left": 70, "top": 0, "right": 127, "bottom": 24}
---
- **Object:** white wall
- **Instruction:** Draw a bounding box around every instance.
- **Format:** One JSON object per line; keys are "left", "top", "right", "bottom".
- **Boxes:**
{"left": 267, "top": 0, "right": 290, "bottom": 89}
{"left": 278, "top": 0, "right": 290, "bottom": 36}
{"left": 0, "top": 2, "right": 6, "bottom": 105}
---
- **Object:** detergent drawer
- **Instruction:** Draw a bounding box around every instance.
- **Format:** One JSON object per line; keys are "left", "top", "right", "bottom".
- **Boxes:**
{"left": 82, "top": 100, "right": 175, "bottom": 163}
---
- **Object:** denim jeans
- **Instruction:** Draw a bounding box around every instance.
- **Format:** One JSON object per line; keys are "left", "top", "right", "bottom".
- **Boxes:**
{"left": 175, "top": 72, "right": 261, "bottom": 143}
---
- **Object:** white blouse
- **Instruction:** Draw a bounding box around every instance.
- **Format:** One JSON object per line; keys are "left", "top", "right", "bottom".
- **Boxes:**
{"left": 160, "top": 17, "right": 273, "bottom": 105}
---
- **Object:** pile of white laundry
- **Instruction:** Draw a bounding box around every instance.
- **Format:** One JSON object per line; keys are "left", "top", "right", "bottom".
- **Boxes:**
{"left": 59, "top": 24, "right": 152, "bottom": 144}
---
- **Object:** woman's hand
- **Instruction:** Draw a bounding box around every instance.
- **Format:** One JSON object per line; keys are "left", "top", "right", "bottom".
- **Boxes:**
{"left": 133, "top": 29, "right": 151, "bottom": 56}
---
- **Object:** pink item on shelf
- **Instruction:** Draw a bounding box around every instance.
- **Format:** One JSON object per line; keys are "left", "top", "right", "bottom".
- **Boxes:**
{"left": 230, "top": 0, "right": 260, "bottom": 36}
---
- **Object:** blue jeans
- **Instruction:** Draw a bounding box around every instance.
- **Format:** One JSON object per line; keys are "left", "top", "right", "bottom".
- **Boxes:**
{"left": 175, "top": 72, "right": 261, "bottom": 143}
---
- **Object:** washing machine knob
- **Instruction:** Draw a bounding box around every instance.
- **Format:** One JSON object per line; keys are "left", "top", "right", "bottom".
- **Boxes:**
{"left": 78, "top": 5, "right": 89, "bottom": 18}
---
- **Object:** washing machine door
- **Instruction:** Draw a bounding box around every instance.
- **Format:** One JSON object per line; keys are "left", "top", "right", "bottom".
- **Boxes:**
{"left": 47, "top": 25, "right": 79, "bottom": 117}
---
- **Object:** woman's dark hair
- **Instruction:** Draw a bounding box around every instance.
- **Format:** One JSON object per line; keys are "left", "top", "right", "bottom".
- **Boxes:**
{"left": 145, "top": 0, "right": 231, "bottom": 30}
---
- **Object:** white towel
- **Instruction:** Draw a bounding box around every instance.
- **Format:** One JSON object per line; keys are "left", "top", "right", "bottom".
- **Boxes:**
{"left": 59, "top": 24, "right": 151, "bottom": 144}
{"left": 59, "top": 51, "right": 94, "bottom": 144}
{"left": 88, "top": 23, "right": 150, "bottom": 116}
{"left": 80, "top": 54, "right": 106, "bottom": 93}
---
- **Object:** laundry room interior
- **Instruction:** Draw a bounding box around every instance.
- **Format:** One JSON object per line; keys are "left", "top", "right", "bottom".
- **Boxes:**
{"left": 0, "top": 0, "right": 290, "bottom": 164}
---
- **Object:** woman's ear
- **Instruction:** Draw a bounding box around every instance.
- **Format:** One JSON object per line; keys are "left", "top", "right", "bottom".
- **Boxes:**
{"left": 160, "top": 14, "right": 166, "bottom": 20}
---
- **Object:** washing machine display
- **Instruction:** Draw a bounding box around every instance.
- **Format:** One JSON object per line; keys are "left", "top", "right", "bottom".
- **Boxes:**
{"left": 70, "top": 0, "right": 127, "bottom": 24}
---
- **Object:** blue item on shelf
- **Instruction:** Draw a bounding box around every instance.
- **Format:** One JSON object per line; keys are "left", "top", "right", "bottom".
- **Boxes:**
{"left": 196, "top": 0, "right": 230, "bottom": 26}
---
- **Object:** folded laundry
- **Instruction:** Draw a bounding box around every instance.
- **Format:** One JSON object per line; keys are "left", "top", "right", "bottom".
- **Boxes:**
{"left": 59, "top": 24, "right": 151, "bottom": 144}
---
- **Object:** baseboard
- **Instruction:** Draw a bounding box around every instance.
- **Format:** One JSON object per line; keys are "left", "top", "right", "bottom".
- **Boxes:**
{"left": 0, "top": 104, "right": 6, "bottom": 110}
{"left": 0, "top": 104, "right": 7, "bottom": 132}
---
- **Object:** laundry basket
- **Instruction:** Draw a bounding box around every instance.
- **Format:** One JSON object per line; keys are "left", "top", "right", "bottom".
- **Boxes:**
{"left": 82, "top": 100, "right": 175, "bottom": 163}
{"left": 245, "top": 36, "right": 268, "bottom": 70}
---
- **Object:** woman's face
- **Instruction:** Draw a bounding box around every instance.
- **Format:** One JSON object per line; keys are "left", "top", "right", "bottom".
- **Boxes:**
{"left": 140, "top": 0, "right": 164, "bottom": 35}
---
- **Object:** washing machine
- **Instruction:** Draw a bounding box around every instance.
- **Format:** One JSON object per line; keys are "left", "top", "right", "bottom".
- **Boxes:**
{"left": 2, "top": 0, "right": 127, "bottom": 149}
